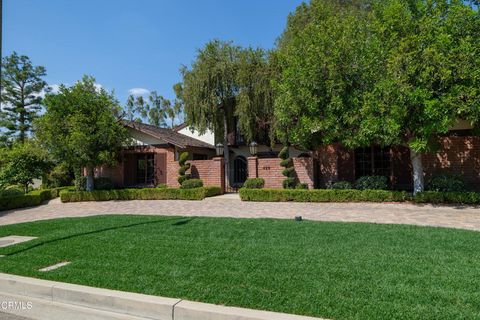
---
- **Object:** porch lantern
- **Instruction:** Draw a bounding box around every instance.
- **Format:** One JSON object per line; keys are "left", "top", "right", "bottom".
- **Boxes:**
{"left": 249, "top": 141, "right": 258, "bottom": 156}
{"left": 216, "top": 143, "right": 224, "bottom": 156}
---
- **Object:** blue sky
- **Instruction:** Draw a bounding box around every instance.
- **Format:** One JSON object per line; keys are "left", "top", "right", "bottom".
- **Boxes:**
{"left": 3, "top": 0, "right": 304, "bottom": 105}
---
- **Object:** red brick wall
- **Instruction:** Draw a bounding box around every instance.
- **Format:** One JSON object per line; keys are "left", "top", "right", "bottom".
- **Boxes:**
{"left": 249, "top": 157, "right": 314, "bottom": 189}
{"left": 423, "top": 136, "right": 480, "bottom": 190}
{"left": 188, "top": 157, "right": 225, "bottom": 192}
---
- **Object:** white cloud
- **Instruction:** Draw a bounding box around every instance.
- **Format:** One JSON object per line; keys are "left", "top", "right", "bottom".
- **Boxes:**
{"left": 128, "top": 88, "right": 150, "bottom": 96}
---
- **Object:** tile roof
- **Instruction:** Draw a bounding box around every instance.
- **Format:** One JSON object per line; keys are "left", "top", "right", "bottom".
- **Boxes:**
{"left": 122, "top": 121, "right": 214, "bottom": 149}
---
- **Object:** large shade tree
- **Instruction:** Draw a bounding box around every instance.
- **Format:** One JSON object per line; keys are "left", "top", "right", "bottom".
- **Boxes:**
{"left": 274, "top": 0, "right": 480, "bottom": 193}
{"left": 35, "top": 76, "right": 129, "bottom": 191}
{"left": 0, "top": 52, "right": 48, "bottom": 143}
{"left": 181, "top": 40, "right": 274, "bottom": 185}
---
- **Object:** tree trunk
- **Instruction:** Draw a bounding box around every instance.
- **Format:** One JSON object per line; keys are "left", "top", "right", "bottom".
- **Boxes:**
{"left": 410, "top": 148, "right": 424, "bottom": 195}
{"left": 223, "top": 115, "right": 230, "bottom": 190}
{"left": 24, "top": 183, "right": 29, "bottom": 194}
{"left": 86, "top": 167, "right": 95, "bottom": 191}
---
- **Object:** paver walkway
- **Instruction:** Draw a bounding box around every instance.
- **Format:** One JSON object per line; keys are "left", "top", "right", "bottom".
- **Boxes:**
{"left": 0, "top": 195, "right": 479, "bottom": 231}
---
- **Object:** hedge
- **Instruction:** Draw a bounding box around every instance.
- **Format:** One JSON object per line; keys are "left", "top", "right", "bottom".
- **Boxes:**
{"left": 0, "top": 187, "right": 73, "bottom": 211}
{"left": 204, "top": 186, "right": 222, "bottom": 197}
{"left": 239, "top": 188, "right": 410, "bottom": 203}
{"left": 414, "top": 191, "right": 480, "bottom": 205}
{"left": 61, "top": 187, "right": 210, "bottom": 202}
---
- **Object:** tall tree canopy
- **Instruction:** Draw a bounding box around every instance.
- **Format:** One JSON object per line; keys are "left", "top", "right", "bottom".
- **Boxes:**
{"left": 35, "top": 76, "right": 128, "bottom": 191}
{"left": 181, "top": 40, "right": 275, "bottom": 185}
{"left": 0, "top": 52, "right": 48, "bottom": 143}
{"left": 274, "top": 0, "right": 480, "bottom": 193}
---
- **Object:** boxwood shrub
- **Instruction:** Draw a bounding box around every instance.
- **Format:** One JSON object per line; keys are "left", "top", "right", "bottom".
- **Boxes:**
{"left": 239, "top": 188, "right": 410, "bottom": 203}
{"left": 181, "top": 178, "right": 204, "bottom": 189}
{"left": 0, "top": 186, "right": 73, "bottom": 211}
{"left": 243, "top": 178, "right": 265, "bottom": 189}
{"left": 204, "top": 186, "right": 222, "bottom": 197}
{"left": 61, "top": 187, "right": 207, "bottom": 202}
{"left": 414, "top": 191, "right": 480, "bottom": 205}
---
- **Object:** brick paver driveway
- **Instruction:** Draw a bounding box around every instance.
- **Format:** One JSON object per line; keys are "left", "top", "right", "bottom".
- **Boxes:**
{"left": 0, "top": 195, "right": 479, "bottom": 231}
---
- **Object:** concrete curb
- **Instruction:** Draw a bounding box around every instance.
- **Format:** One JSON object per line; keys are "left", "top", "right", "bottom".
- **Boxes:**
{"left": 0, "top": 273, "right": 326, "bottom": 320}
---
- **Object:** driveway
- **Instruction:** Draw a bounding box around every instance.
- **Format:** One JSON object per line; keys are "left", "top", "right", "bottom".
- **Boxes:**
{"left": 0, "top": 195, "right": 479, "bottom": 231}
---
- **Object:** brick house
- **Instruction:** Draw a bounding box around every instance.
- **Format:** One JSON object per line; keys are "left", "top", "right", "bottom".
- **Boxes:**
{"left": 98, "top": 120, "right": 479, "bottom": 192}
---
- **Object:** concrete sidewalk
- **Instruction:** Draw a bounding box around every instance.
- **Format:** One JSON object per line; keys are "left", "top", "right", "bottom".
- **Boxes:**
{"left": 0, "top": 196, "right": 479, "bottom": 231}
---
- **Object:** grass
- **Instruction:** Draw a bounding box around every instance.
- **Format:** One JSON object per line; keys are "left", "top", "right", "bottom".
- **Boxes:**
{"left": 0, "top": 215, "right": 480, "bottom": 320}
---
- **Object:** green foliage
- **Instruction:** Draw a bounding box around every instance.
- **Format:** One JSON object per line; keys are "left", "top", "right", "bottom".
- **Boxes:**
{"left": 75, "top": 176, "right": 87, "bottom": 192}
{"left": 414, "top": 191, "right": 480, "bottom": 205}
{"left": 278, "top": 146, "right": 297, "bottom": 189}
{"left": 0, "top": 52, "right": 48, "bottom": 143}
{"left": 94, "top": 177, "right": 114, "bottom": 190}
{"left": 204, "top": 186, "right": 222, "bottom": 197}
{"left": 0, "top": 188, "right": 23, "bottom": 198}
{"left": 43, "top": 163, "right": 74, "bottom": 188}
{"left": 243, "top": 178, "right": 265, "bottom": 189}
{"left": 181, "top": 178, "right": 204, "bottom": 189}
{"left": 278, "top": 146, "right": 289, "bottom": 160}
{"left": 0, "top": 142, "right": 52, "bottom": 193}
{"left": 0, "top": 186, "right": 71, "bottom": 211}
{"left": 35, "top": 76, "right": 129, "bottom": 191}
{"left": 355, "top": 176, "right": 388, "bottom": 190}
{"left": 177, "top": 152, "right": 191, "bottom": 185}
{"left": 239, "top": 188, "right": 410, "bottom": 203}
{"left": 295, "top": 183, "right": 309, "bottom": 190}
{"left": 0, "top": 194, "right": 42, "bottom": 211}
{"left": 181, "top": 40, "right": 274, "bottom": 144}
{"left": 426, "top": 174, "right": 466, "bottom": 192}
{"left": 330, "top": 181, "right": 353, "bottom": 190}
{"left": 60, "top": 188, "right": 207, "bottom": 202}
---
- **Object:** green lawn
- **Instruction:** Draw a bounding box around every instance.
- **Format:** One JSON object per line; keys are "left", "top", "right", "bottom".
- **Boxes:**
{"left": 0, "top": 215, "right": 479, "bottom": 320}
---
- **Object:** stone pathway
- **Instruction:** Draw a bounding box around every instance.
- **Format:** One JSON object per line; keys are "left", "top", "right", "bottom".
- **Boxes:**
{"left": 0, "top": 195, "right": 479, "bottom": 231}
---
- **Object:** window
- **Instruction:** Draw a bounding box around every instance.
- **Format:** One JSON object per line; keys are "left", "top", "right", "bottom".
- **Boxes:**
{"left": 192, "top": 153, "right": 208, "bottom": 160}
{"left": 355, "top": 146, "right": 391, "bottom": 179}
{"left": 136, "top": 154, "right": 155, "bottom": 184}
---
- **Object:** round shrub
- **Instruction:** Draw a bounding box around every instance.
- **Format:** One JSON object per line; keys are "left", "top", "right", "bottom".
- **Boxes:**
{"left": 243, "top": 178, "right": 265, "bottom": 189}
{"left": 355, "top": 176, "right": 388, "bottom": 190}
{"left": 330, "top": 181, "right": 353, "bottom": 189}
{"left": 94, "top": 177, "right": 114, "bottom": 190}
{"left": 279, "top": 146, "right": 297, "bottom": 189}
{"left": 181, "top": 178, "right": 204, "bottom": 189}
{"left": 426, "top": 173, "right": 466, "bottom": 192}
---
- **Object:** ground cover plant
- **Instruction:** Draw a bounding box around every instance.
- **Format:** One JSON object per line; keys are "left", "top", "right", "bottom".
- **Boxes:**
{"left": 0, "top": 216, "right": 479, "bottom": 320}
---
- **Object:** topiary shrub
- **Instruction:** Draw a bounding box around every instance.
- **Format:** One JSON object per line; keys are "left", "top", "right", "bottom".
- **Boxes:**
{"left": 94, "top": 177, "right": 114, "bottom": 190}
{"left": 178, "top": 152, "right": 191, "bottom": 185}
{"left": 330, "top": 181, "right": 353, "bottom": 190}
{"left": 181, "top": 178, "right": 204, "bottom": 189}
{"left": 355, "top": 176, "right": 388, "bottom": 190}
{"left": 279, "top": 146, "right": 297, "bottom": 189}
{"left": 426, "top": 173, "right": 466, "bottom": 192}
{"left": 243, "top": 178, "right": 265, "bottom": 189}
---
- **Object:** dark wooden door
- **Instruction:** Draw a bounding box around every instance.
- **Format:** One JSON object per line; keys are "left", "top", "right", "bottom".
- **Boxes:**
{"left": 154, "top": 153, "right": 167, "bottom": 185}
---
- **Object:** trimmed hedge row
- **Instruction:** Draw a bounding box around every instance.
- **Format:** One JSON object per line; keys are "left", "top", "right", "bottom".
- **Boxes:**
{"left": 239, "top": 188, "right": 480, "bottom": 205}
{"left": 414, "top": 191, "right": 480, "bottom": 205}
{"left": 60, "top": 187, "right": 219, "bottom": 202}
{"left": 0, "top": 187, "right": 73, "bottom": 211}
{"left": 204, "top": 186, "right": 222, "bottom": 197}
{"left": 239, "top": 188, "right": 410, "bottom": 203}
